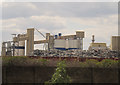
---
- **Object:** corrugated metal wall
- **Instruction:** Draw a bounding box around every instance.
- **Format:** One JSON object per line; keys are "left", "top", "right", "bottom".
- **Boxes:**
{"left": 54, "top": 39, "right": 82, "bottom": 50}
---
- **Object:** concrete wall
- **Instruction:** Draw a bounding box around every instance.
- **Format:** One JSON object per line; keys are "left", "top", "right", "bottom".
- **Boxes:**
{"left": 2, "top": 66, "right": 120, "bottom": 84}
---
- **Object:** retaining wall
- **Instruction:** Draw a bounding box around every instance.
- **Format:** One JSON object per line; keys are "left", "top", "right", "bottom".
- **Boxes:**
{"left": 2, "top": 66, "right": 120, "bottom": 85}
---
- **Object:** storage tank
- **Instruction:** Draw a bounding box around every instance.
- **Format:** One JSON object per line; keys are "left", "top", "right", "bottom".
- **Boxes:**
{"left": 58, "top": 33, "right": 62, "bottom": 39}
{"left": 58, "top": 33, "right": 62, "bottom": 36}
{"left": 55, "top": 35, "right": 58, "bottom": 39}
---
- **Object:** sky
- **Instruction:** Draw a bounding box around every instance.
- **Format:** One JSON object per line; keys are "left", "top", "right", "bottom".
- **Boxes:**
{"left": 0, "top": 1, "right": 118, "bottom": 54}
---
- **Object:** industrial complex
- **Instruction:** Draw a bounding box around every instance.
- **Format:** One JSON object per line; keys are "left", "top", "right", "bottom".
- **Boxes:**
{"left": 1, "top": 28, "right": 120, "bottom": 57}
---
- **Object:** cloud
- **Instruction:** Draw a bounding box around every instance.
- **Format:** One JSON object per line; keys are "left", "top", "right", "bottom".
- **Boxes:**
{"left": 2, "top": 2, "right": 118, "bottom": 19}
{"left": 2, "top": 14, "right": 118, "bottom": 50}
{"left": 2, "top": 0, "right": 120, "bottom": 2}
{"left": 1, "top": 2, "right": 118, "bottom": 52}
{"left": 2, "top": 15, "right": 67, "bottom": 42}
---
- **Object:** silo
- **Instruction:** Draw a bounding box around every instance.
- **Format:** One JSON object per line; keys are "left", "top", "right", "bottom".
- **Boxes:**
{"left": 111, "top": 36, "right": 120, "bottom": 51}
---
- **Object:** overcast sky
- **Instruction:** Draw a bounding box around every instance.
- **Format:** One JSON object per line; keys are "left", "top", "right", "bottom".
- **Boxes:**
{"left": 0, "top": 2, "right": 118, "bottom": 54}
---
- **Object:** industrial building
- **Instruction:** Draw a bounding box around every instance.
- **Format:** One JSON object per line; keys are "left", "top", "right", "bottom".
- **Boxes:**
{"left": 1, "top": 28, "right": 85, "bottom": 56}
{"left": 88, "top": 35, "right": 107, "bottom": 50}
{"left": 1, "top": 28, "right": 120, "bottom": 57}
{"left": 111, "top": 36, "right": 120, "bottom": 51}
{"left": 54, "top": 31, "right": 84, "bottom": 50}
{"left": 89, "top": 43, "right": 107, "bottom": 50}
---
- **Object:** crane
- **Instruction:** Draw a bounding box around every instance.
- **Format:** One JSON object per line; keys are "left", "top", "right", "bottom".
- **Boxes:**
{"left": 35, "top": 28, "right": 46, "bottom": 38}
{"left": 35, "top": 28, "right": 47, "bottom": 50}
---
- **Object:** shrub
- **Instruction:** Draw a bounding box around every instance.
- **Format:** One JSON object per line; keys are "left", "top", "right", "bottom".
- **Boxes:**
{"left": 84, "top": 59, "right": 99, "bottom": 67}
{"left": 96, "top": 59, "right": 118, "bottom": 68}
{"left": 39, "top": 59, "right": 48, "bottom": 66}
{"left": 2, "top": 56, "right": 29, "bottom": 66}
{"left": 45, "top": 60, "right": 71, "bottom": 84}
{"left": 79, "top": 62, "right": 88, "bottom": 67}
{"left": 3, "top": 56, "right": 49, "bottom": 66}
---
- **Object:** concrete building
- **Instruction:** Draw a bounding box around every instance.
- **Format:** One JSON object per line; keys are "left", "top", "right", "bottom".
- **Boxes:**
{"left": 54, "top": 31, "right": 85, "bottom": 50}
{"left": 89, "top": 43, "right": 107, "bottom": 50}
{"left": 88, "top": 35, "right": 107, "bottom": 50}
{"left": 111, "top": 36, "right": 120, "bottom": 51}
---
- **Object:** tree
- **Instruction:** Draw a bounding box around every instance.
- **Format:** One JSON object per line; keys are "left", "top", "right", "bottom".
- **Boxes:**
{"left": 45, "top": 60, "right": 71, "bottom": 84}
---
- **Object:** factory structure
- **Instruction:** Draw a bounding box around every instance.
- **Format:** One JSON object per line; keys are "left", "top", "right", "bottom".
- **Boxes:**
{"left": 1, "top": 28, "right": 85, "bottom": 56}
{"left": 88, "top": 35, "right": 108, "bottom": 50}
{"left": 1, "top": 28, "right": 120, "bottom": 57}
{"left": 111, "top": 36, "right": 120, "bottom": 51}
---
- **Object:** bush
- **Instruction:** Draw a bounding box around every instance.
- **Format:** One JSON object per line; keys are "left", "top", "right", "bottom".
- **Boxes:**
{"left": 2, "top": 56, "right": 48, "bottom": 66}
{"left": 39, "top": 59, "right": 48, "bottom": 66}
{"left": 2, "top": 56, "right": 29, "bottom": 66}
{"left": 84, "top": 59, "right": 99, "bottom": 67}
{"left": 45, "top": 60, "right": 71, "bottom": 84}
{"left": 96, "top": 59, "right": 118, "bottom": 68}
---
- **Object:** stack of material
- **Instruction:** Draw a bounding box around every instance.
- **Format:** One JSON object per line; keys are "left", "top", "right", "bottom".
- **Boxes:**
{"left": 33, "top": 49, "right": 119, "bottom": 58}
